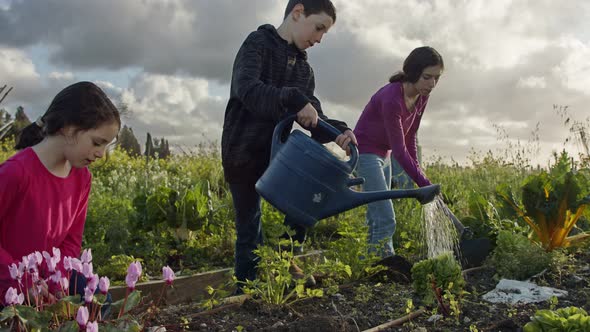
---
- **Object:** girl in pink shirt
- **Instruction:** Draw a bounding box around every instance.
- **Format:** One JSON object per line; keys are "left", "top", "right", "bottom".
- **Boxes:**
{"left": 0, "top": 82, "right": 120, "bottom": 304}
{"left": 353, "top": 47, "right": 444, "bottom": 257}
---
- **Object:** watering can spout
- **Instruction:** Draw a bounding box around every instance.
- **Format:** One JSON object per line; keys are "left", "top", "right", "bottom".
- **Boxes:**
{"left": 321, "top": 184, "right": 441, "bottom": 218}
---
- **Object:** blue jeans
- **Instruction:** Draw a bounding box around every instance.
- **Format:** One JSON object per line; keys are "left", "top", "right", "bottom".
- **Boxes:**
{"left": 357, "top": 154, "right": 396, "bottom": 257}
{"left": 391, "top": 156, "right": 414, "bottom": 189}
{"left": 229, "top": 182, "right": 306, "bottom": 283}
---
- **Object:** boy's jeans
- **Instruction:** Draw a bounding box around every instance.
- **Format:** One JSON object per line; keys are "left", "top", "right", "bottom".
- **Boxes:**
{"left": 229, "top": 182, "right": 306, "bottom": 283}
{"left": 356, "top": 154, "right": 396, "bottom": 257}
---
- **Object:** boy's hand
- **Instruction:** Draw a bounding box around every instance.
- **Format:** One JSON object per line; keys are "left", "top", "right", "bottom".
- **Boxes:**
{"left": 335, "top": 130, "right": 357, "bottom": 156}
{"left": 296, "top": 103, "right": 319, "bottom": 128}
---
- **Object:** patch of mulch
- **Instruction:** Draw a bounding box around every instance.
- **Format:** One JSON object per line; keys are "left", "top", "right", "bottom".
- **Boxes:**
{"left": 148, "top": 248, "right": 590, "bottom": 331}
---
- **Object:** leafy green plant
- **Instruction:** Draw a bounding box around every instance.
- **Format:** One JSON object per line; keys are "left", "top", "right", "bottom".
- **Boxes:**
{"left": 240, "top": 242, "right": 323, "bottom": 305}
{"left": 488, "top": 230, "right": 552, "bottom": 280}
{"left": 201, "top": 285, "right": 230, "bottom": 310}
{"left": 524, "top": 306, "right": 590, "bottom": 331}
{"left": 320, "top": 218, "right": 384, "bottom": 282}
{"left": 497, "top": 151, "right": 590, "bottom": 251}
{"left": 97, "top": 255, "right": 145, "bottom": 284}
{"left": 411, "top": 252, "right": 465, "bottom": 305}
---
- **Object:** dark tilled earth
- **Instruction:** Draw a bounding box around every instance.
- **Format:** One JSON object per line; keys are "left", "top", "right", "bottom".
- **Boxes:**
{"left": 148, "top": 248, "right": 590, "bottom": 332}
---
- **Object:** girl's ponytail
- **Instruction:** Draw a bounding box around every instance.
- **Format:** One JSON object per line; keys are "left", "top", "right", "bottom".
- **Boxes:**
{"left": 15, "top": 118, "right": 45, "bottom": 150}
{"left": 389, "top": 71, "right": 407, "bottom": 83}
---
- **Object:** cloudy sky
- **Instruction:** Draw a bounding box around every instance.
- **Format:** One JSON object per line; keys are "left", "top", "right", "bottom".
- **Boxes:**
{"left": 1, "top": 0, "right": 589, "bottom": 165}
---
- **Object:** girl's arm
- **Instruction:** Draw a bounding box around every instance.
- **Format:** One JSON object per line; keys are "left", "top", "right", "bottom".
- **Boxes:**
{"left": 382, "top": 99, "right": 431, "bottom": 187}
{"left": 48, "top": 176, "right": 91, "bottom": 294}
{"left": 59, "top": 176, "right": 91, "bottom": 260}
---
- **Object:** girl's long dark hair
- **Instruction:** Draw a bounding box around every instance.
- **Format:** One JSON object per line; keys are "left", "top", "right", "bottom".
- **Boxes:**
{"left": 389, "top": 46, "right": 444, "bottom": 83}
{"left": 16, "top": 81, "right": 121, "bottom": 150}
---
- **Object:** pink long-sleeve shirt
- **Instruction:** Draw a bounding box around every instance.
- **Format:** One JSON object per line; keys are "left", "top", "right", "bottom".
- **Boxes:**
{"left": 0, "top": 148, "right": 91, "bottom": 298}
{"left": 353, "top": 82, "right": 431, "bottom": 187}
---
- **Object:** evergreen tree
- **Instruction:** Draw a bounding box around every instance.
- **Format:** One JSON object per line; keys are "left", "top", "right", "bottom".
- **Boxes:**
{"left": 144, "top": 132, "right": 155, "bottom": 158}
{"left": 118, "top": 125, "right": 141, "bottom": 156}
{"left": 157, "top": 137, "right": 171, "bottom": 159}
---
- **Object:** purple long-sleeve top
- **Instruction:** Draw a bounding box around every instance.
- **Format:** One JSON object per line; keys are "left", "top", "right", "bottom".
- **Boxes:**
{"left": 353, "top": 82, "right": 431, "bottom": 187}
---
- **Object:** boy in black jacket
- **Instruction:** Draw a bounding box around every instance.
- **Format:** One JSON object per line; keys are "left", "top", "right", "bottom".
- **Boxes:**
{"left": 222, "top": 0, "right": 357, "bottom": 286}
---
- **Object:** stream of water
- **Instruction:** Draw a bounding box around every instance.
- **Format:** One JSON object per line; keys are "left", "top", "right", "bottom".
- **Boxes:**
{"left": 420, "top": 195, "right": 461, "bottom": 260}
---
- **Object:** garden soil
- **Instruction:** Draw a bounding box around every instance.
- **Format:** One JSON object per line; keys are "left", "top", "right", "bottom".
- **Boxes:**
{"left": 148, "top": 248, "right": 590, "bottom": 332}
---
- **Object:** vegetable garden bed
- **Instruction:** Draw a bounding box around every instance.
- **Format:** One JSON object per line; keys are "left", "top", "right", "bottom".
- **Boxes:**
{"left": 146, "top": 247, "right": 590, "bottom": 331}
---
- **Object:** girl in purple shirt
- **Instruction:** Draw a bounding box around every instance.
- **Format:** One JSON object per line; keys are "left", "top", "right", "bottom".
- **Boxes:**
{"left": 353, "top": 46, "right": 444, "bottom": 257}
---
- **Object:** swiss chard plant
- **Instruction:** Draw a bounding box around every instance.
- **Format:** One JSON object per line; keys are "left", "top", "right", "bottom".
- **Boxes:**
{"left": 411, "top": 252, "right": 465, "bottom": 306}
{"left": 497, "top": 151, "right": 590, "bottom": 251}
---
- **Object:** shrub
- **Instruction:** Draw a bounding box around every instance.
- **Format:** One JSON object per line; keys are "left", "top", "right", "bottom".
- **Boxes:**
{"left": 488, "top": 230, "right": 552, "bottom": 280}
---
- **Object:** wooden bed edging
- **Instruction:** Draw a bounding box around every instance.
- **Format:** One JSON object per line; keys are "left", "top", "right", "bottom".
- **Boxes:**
{"left": 109, "top": 250, "right": 324, "bottom": 305}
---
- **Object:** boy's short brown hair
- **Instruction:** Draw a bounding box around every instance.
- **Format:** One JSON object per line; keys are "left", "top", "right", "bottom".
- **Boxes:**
{"left": 284, "top": 0, "right": 336, "bottom": 23}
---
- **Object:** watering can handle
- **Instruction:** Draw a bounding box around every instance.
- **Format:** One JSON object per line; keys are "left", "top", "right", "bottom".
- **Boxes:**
{"left": 271, "top": 114, "right": 359, "bottom": 169}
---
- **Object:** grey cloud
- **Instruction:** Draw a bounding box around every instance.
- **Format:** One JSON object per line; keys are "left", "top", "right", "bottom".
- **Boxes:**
{"left": 0, "top": 0, "right": 281, "bottom": 81}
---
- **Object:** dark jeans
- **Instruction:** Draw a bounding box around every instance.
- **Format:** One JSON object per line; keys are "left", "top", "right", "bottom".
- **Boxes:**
{"left": 229, "top": 182, "right": 306, "bottom": 283}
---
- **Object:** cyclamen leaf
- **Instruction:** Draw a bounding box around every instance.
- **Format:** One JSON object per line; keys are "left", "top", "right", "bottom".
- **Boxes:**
{"left": 56, "top": 320, "right": 79, "bottom": 332}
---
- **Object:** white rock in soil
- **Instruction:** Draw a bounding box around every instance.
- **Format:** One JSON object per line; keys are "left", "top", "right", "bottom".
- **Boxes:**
{"left": 427, "top": 314, "right": 443, "bottom": 323}
{"left": 271, "top": 321, "right": 285, "bottom": 328}
{"left": 146, "top": 327, "right": 166, "bottom": 332}
{"left": 482, "top": 279, "right": 568, "bottom": 305}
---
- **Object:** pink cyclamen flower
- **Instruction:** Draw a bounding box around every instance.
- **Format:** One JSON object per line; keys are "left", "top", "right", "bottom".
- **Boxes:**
{"left": 71, "top": 258, "right": 83, "bottom": 273}
{"left": 63, "top": 256, "right": 73, "bottom": 271}
{"left": 25, "top": 253, "right": 40, "bottom": 272}
{"left": 162, "top": 266, "right": 175, "bottom": 285}
{"left": 84, "top": 287, "right": 94, "bottom": 304}
{"left": 76, "top": 306, "right": 89, "bottom": 328}
{"left": 125, "top": 261, "right": 142, "bottom": 291}
{"left": 87, "top": 273, "right": 99, "bottom": 293}
{"left": 125, "top": 273, "right": 137, "bottom": 291}
{"left": 99, "top": 276, "right": 110, "bottom": 295}
{"left": 33, "top": 251, "right": 43, "bottom": 265}
{"left": 86, "top": 321, "right": 98, "bottom": 332}
{"left": 127, "top": 261, "right": 142, "bottom": 279}
{"left": 60, "top": 277, "right": 69, "bottom": 292}
{"left": 4, "top": 287, "right": 24, "bottom": 306}
{"left": 8, "top": 263, "right": 22, "bottom": 281}
{"left": 50, "top": 270, "right": 62, "bottom": 284}
{"left": 81, "top": 249, "right": 92, "bottom": 264}
{"left": 52, "top": 247, "right": 61, "bottom": 262}
{"left": 82, "top": 262, "right": 94, "bottom": 279}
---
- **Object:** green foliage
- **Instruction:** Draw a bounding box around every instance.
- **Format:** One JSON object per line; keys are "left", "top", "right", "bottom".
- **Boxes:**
{"left": 411, "top": 252, "right": 465, "bottom": 304}
{"left": 320, "top": 217, "right": 384, "bottom": 282}
{"left": 241, "top": 243, "right": 323, "bottom": 305}
{"left": 201, "top": 285, "right": 231, "bottom": 310}
{"left": 497, "top": 151, "right": 590, "bottom": 251}
{"left": 98, "top": 255, "right": 145, "bottom": 283}
{"left": 488, "top": 231, "right": 552, "bottom": 280}
{"left": 524, "top": 306, "right": 590, "bottom": 331}
{"left": 137, "top": 182, "right": 212, "bottom": 232}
